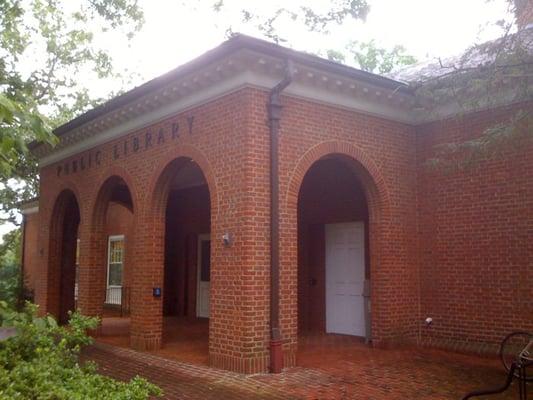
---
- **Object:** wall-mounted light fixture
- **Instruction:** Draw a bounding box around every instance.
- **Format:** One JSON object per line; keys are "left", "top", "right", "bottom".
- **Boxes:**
{"left": 222, "top": 233, "right": 233, "bottom": 247}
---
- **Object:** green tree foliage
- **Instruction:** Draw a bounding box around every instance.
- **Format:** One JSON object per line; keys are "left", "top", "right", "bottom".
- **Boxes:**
{"left": 0, "top": 303, "right": 162, "bottom": 399}
{"left": 345, "top": 40, "right": 417, "bottom": 74}
{"left": 0, "top": 95, "right": 54, "bottom": 178}
{"left": 0, "top": 263, "right": 20, "bottom": 310}
{"left": 0, "top": 229, "right": 20, "bottom": 267}
{"left": 325, "top": 40, "right": 417, "bottom": 74}
{"left": 0, "top": 229, "right": 21, "bottom": 309}
{"left": 0, "top": 0, "right": 144, "bottom": 226}
{"left": 214, "top": 0, "right": 370, "bottom": 43}
{"left": 415, "top": 1, "right": 533, "bottom": 168}
{"left": 213, "top": 1, "right": 415, "bottom": 75}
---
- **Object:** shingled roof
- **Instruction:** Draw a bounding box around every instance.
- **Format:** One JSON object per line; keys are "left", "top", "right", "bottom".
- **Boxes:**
{"left": 390, "top": 25, "right": 533, "bottom": 84}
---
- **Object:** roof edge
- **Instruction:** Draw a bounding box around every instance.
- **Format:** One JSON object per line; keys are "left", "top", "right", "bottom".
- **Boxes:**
{"left": 36, "top": 34, "right": 410, "bottom": 146}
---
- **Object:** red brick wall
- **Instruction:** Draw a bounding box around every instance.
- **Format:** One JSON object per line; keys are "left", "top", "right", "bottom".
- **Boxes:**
{"left": 22, "top": 212, "right": 40, "bottom": 297}
{"left": 36, "top": 88, "right": 273, "bottom": 373}
{"left": 416, "top": 102, "right": 533, "bottom": 353}
{"left": 35, "top": 86, "right": 420, "bottom": 372}
{"left": 233, "top": 88, "right": 420, "bottom": 368}
{"left": 32, "top": 81, "right": 529, "bottom": 373}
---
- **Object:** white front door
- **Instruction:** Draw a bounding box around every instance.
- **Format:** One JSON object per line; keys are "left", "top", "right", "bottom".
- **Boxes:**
{"left": 196, "top": 234, "right": 211, "bottom": 318}
{"left": 325, "top": 222, "right": 366, "bottom": 336}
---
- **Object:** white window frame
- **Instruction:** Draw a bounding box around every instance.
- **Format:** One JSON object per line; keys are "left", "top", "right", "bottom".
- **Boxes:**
{"left": 106, "top": 235, "right": 125, "bottom": 289}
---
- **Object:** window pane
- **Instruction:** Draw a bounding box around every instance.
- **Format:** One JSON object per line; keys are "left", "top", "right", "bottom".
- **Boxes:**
{"left": 108, "top": 263, "right": 123, "bottom": 286}
{"left": 110, "top": 239, "right": 124, "bottom": 263}
{"left": 108, "top": 237, "right": 124, "bottom": 287}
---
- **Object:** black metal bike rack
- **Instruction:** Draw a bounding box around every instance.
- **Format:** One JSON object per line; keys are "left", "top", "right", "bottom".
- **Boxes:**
{"left": 462, "top": 359, "right": 531, "bottom": 400}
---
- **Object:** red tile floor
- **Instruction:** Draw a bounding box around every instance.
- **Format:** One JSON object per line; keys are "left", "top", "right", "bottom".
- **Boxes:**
{"left": 84, "top": 317, "right": 528, "bottom": 399}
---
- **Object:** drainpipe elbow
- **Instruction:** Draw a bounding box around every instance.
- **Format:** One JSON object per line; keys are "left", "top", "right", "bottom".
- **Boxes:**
{"left": 269, "top": 59, "right": 295, "bottom": 111}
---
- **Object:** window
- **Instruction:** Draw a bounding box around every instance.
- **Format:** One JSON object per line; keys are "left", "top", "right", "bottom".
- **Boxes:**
{"left": 107, "top": 236, "right": 124, "bottom": 287}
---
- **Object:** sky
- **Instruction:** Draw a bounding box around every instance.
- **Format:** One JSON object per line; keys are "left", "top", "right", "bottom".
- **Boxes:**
{"left": 96, "top": 0, "right": 513, "bottom": 95}
{"left": 0, "top": 0, "right": 515, "bottom": 239}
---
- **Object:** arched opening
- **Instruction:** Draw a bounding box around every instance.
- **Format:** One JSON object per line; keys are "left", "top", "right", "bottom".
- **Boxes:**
{"left": 99, "top": 176, "right": 134, "bottom": 316}
{"left": 297, "top": 155, "right": 372, "bottom": 360}
{"left": 48, "top": 190, "right": 80, "bottom": 324}
{"left": 155, "top": 157, "right": 212, "bottom": 364}
{"left": 90, "top": 176, "right": 135, "bottom": 342}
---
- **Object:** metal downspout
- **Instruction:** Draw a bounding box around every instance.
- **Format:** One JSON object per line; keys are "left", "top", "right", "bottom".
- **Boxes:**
{"left": 267, "top": 59, "right": 294, "bottom": 373}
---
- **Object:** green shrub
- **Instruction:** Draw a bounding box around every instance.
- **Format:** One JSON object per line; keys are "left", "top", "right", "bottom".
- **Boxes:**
{"left": 0, "top": 262, "right": 20, "bottom": 309}
{"left": 0, "top": 229, "right": 22, "bottom": 309}
{"left": 0, "top": 303, "right": 162, "bottom": 399}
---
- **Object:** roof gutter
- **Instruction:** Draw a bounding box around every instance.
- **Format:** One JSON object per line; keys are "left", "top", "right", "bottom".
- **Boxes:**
{"left": 267, "top": 59, "right": 294, "bottom": 373}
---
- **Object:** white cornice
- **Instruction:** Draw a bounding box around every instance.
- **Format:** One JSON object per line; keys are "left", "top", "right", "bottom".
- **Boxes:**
{"left": 39, "top": 72, "right": 255, "bottom": 166}
{"left": 36, "top": 51, "right": 418, "bottom": 167}
{"left": 33, "top": 44, "right": 528, "bottom": 168}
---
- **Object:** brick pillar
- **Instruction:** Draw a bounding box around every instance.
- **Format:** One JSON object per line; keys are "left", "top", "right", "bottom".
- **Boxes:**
{"left": 35, "top": 201, "right": 55, "bottom": 317}
{"left": 76, "top": 219, "right": 105, "bottom": 320}
{"left": 130, "top": 212, "right": 164, "bottom": 350}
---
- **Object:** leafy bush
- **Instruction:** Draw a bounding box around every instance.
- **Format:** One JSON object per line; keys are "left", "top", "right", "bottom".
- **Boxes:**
{"left": 0, "top": 229, "right": 23, "bottom": 309}
{"left": 0, "top": 262, "right": 20, "bottom": 308}
{"left": 0, "top": 303, "right": 162, "bottom": 399}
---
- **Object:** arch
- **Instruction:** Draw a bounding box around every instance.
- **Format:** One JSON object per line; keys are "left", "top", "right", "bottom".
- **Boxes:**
{"left": 48, "top": 181, "right": 83, "bottom": 226}
{"left": 286, "top": 141, "right": 390, "bottom": 219}
{"left": 81, "top": 167, "right": 138, "bottom": 319}
{"left": 149, "top": 146, "right": 215, "bottom": 317}
{"left": 282, "top": 140, "right": 391, "bottom": 357}
{"left": 147, "top": 145, "right": 218, "bottom": 220}
{"left": 129, "top": 145, "right": 217, "bottom": 351}
{"left": 90, "top": 166, "right": 140, "bottom": 227}
{"left": 47, "top": 187, "right": 81, "bottom": 323}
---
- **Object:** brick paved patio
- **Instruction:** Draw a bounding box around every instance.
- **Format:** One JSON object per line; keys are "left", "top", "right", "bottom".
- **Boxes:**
{"left": 98, "top": 316, "right": 209, "bottom": 365}
{"left": 82, "top": 325, "right": 529, "bottom": 399}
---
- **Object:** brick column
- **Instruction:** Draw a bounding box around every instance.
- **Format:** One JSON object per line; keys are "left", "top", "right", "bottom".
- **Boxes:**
{"left": 35, "top": 199, "right": 55, "bottom": 317}
{"left": 130, "top": 212, "right": 164, "bottom": 350}
{"left": 76, "top": 220, "right": 105, "bottom": 320}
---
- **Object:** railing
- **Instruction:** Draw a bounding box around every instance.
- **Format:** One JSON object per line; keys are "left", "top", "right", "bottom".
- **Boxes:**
{"left": 105, "top": 286, "right": 131, "bottom": 317}
{"left": 105, "top": 286, "right": 122, "bottom": 305}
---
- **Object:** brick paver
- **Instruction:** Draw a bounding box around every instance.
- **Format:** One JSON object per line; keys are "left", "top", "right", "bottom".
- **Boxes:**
{"left": 82, "top": 343, "right": 290, "bottom": 400}
{"left": 81, "top": 340, "right": 529, "bottom": 399}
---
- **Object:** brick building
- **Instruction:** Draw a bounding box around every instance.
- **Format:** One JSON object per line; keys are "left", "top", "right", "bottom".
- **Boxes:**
{"left": 21, "top": 11, "right": 532, "bottom": 374}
